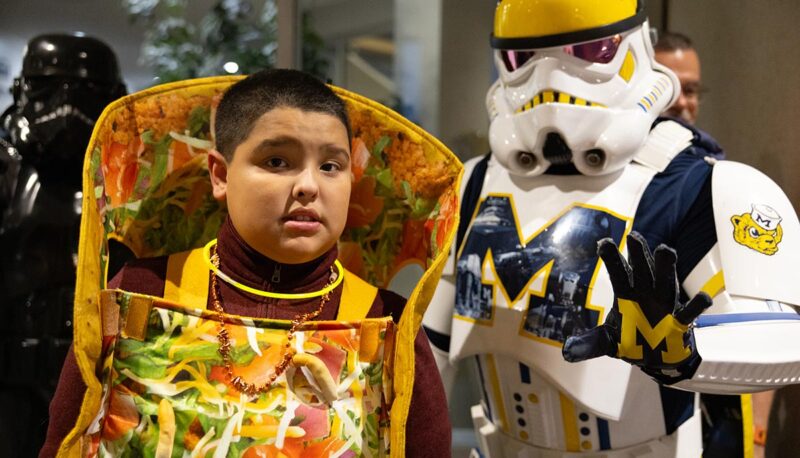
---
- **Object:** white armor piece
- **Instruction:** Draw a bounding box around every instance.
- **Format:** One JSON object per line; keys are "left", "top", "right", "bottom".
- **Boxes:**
{"left": 676, "top": 160, "right": 800, "bottom": 394}
{"left": 488, "top": 23, "right": 679, "bottom": 178}
{"left": 423, "top": 121, "right": 800, "bottom": 456}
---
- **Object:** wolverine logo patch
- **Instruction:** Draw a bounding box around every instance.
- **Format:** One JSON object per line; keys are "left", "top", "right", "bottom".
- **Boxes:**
{"left": 731, "top": 204, "right": 783, "bottom": 255}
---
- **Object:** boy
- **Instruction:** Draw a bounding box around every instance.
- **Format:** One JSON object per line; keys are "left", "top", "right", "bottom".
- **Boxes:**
{"left": 41, "top": 69, "right": 451, "bottom": 457}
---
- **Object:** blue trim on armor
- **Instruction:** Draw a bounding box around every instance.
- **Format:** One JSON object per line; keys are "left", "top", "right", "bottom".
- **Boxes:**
{"left": 696, "top": 312, "right": 800, "bottom": 327}
{"left": 519, "top": 362, "right": 531, "bottom": 384}
{"left": 597, "top": 418, "right": 611, "bottom": 450}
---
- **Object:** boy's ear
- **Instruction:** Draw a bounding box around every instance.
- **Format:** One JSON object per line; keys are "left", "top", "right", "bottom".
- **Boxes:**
{"left": 208, "top": 149, "right": 229, "bottom": 202}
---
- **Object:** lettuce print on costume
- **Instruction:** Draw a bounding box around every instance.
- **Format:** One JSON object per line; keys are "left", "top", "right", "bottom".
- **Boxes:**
{"left": 85, "top": 291, "right": 394, "bottom": 457}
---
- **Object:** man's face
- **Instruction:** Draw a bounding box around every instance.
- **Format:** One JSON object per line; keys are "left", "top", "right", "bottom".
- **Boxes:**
{"left": 655, "top": 48, "right": 701, "bottom": 124}
{"left": 210, "top": 106, "right": 351, "bottom": 264}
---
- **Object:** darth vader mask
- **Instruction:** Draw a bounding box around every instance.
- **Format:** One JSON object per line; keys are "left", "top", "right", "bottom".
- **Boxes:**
{"left": 1, "top": 34, "right": 125, "bottom": 181}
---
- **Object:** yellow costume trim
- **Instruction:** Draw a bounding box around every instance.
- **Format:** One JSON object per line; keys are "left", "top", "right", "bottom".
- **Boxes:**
{"left": 485, "top": 354, "right": 509, "bottom": 432}
{"left": 700, "top": 270, "right": 726, "bottom": 298}
{"left": 121, "top": 296, "right": 154, "bottom": 341}
{"left": 337, "top": 270, "right": 379, "bottom": 321}
{"left": 164, "top": 245, "right": 376, "bottom": 319}
{"left": 618, "top": 51, "right": 636, "bottom": 82}
{"left": 741, "top": 393, "right": 754, "bottom": 458}
{"left": 558, "top": 392, "right": 581, "bottom": 452}
{"left": 164, "top": 248, "right": 209, "bottom": 306}
{"left": 201, "top": 239, "right": 345, "bottom": 299}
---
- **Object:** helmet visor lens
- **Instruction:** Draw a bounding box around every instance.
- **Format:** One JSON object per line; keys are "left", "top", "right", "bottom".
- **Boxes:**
{"left": 499, "top": 34, "right": 623, "bottom": 72}
{"left": 566, "top": 35, "right": 622, "bottom": 64}
{"left": 500, "top": 50, "right": 536, "bottom": 72}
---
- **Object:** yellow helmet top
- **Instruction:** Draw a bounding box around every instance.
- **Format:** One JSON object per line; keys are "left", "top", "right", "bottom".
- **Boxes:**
{"left": 492, "top": 0, "right": 645, "bottom": 50}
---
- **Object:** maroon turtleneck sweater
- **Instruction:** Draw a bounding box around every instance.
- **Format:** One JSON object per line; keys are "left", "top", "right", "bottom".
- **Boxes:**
{"left": 40, "top": 218, "right": 451, "bottom": 457}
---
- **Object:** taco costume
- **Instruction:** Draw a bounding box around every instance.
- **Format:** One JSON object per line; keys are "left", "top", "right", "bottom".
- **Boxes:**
{"left": 42, "top": 76, "right": 462, "bottom": 457}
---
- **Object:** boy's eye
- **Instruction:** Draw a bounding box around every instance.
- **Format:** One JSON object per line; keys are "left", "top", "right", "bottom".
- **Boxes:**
{"left": 265, "top": 157, "right": 288, "bottom": 168}
{"left": 321, "top": 162, "right": 342, "bottom": 173}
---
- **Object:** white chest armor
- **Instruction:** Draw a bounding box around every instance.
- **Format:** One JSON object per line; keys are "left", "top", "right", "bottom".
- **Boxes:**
{"left": 449, "top": 154, "right": 702, "bottom": 452}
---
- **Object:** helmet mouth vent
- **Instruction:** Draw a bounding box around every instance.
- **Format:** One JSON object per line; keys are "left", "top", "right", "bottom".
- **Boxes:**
{"left": 543, "top": 132, "right": 572, "bottom": 165}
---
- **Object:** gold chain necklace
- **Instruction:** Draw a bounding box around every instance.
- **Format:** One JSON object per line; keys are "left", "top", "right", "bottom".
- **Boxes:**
{"left": 209, "top": 246, "right": 336, "bottom": 396}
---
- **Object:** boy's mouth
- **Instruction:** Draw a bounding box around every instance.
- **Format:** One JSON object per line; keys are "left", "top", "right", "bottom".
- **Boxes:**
{"left": 288, "top": 215, "right": 316, "bottom": 222}
{"left": 284, "top": 209, "right": 320, "bottom": 222}
{"left": 283, "top": 209, "right": 322, "bottom": 233}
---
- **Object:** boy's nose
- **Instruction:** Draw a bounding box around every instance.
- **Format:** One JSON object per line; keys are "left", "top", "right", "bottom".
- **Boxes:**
{"left": 293, "top": 167, "right": 320, "bottom": 200}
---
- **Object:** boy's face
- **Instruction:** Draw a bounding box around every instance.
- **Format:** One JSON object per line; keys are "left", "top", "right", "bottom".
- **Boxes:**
{"left": 209, "top": 106, "right": 351, "bottom": 264}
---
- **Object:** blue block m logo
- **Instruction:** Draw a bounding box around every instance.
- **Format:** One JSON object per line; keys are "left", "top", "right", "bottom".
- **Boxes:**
{"left": 456, "top": 194, "right": 628, "bottom": 344}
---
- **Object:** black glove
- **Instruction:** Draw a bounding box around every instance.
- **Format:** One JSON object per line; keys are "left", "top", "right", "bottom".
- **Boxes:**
{"left": 562, "top": 232, "right": 712, "bottom": 384}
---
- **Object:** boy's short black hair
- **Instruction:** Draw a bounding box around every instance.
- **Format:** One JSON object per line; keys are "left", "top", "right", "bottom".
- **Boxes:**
{"left": 214, "top": 68, "right": 351, "bottom": 159}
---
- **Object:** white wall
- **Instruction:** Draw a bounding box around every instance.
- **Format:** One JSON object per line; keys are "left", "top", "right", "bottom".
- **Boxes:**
{"left": 438, "top": 0, "right": 496, "bottom": 161}
{"left": 393, "top": 0, "right": 442, "bottom": 133}
{"left": 391, "top": 0, "right": 496, "bottom": 160}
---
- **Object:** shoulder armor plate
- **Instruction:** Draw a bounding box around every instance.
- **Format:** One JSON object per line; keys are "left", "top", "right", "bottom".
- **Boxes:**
{"left": 712, "top": 161, "right": 800, "bottom": 306}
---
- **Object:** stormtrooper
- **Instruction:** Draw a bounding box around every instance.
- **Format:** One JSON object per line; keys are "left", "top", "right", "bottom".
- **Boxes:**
{"left": 423, "top": 1, "right": 800, "bottom": 456}
{"left": 0, "top": 33, "right": 125, "bottom": 455}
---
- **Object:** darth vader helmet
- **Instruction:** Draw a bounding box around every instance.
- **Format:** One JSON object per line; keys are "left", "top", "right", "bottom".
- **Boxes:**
{"left": 1, "top": 33, "right": 126, "bottom": 180}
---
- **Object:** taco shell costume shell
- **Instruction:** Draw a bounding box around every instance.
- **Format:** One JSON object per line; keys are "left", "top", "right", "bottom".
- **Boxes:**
{"left": 60, "top": 76, "right": 462, "bottom": 457}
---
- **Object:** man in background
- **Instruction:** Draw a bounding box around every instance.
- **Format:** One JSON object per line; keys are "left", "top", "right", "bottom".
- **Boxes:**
{"left": 657, "top": 30, "right": 775, "bottom": 458}
{"left": 654, "top": 31, "right": 702, "bottom": 125}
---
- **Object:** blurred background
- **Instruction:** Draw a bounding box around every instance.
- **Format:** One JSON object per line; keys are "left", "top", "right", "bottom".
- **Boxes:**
{"left": 2, "top": 0, "right": 799, "bottom": 201}
{"left": 1, "top": 0, "right": 799, "bottom": 456}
